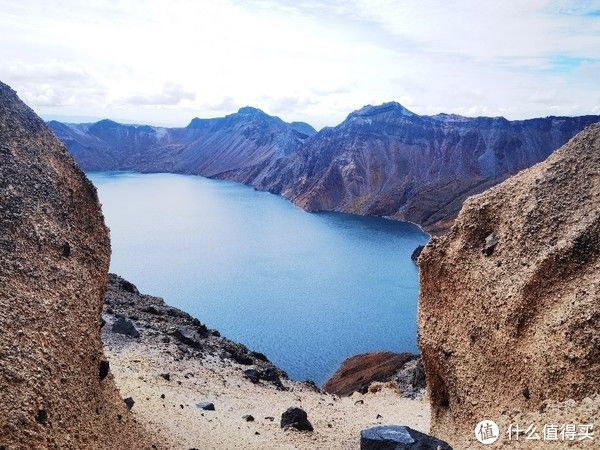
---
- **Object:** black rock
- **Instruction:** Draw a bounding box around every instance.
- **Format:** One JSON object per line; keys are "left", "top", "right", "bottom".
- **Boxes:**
{"left": 411, "top": 245, "right": 424, "bottom": 263}
{"left": 280, "top": 407, "right": 313, "bottom": 432}
{"left": 172, "top": 326, "right": 201, "bottom": 349}
{"left": 160, "top": 373, "right": 171, "bottom": 381}
{"left": 231, "top": 350, "right": 253, "bottom": 365}
{"left": 196, "top": 402, "right": 215, "bottom": 411}
{"left": 243, "top": 369, "right": 260, "bottom": 384}
{"left": 123, "top": 397, "right": 135, "bottom": 410}
{"left": 111, "top": 317, "right": 140, "bottom": 338}
{"left": 243, "top": 414, "right": 255, "bottom": 422}
{"left": 99, "top": 360, "right": 110, "bottom": 380}
{"left": 143, "top": 306, "right": 161, "bottom": 315}
{"left": 360, "top": 425, "right": 452, "bottom": 449}
{"left": 251, "top": 351, "right": 269, "bottom": 362}
{"left": 120, "top": 279, "right": 139, "bottom": 294}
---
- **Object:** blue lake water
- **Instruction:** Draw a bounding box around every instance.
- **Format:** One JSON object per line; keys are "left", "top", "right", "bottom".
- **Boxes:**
{"left": 88, "top": 172, "right": 429, "bottom": 384}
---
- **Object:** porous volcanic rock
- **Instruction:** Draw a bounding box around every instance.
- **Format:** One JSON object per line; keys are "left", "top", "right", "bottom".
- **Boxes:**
{"left": 418, "top": 124, "right": 600, "bottom": 447}
{"left": 0, "top": 82, "right": 152, "bottom": 449}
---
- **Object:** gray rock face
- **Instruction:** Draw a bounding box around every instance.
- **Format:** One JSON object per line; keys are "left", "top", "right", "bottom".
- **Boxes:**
{"left": 360, "top": 425, "right": 452, "bottom": 449}
{"left": 50, "top": 103, "right": 599, "bottom": 233}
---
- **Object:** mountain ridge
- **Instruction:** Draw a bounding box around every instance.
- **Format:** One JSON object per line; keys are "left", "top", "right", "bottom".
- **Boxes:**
{"left": 48, "top": 105, "right": 600, "bottom": 233}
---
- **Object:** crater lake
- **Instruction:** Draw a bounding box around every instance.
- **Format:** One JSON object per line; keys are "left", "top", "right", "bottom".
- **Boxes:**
{"left": 89, "top": 172, "right": 429, "bottom": 384}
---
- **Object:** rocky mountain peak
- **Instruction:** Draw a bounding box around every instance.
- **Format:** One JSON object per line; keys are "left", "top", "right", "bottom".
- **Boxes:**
{"left": 348, "top": 101, "right": 416, "bottom": 120}
{"left": 237, "top": 106, "right": 268, "bottom": 116}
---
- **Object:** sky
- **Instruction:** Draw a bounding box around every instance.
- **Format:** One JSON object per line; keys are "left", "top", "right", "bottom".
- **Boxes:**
{"left": 0, "top": 0, "right": 599, "bottom": 129}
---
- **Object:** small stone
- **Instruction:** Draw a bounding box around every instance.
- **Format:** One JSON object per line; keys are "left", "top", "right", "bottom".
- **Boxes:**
{"left": 243, "top": 414, "right": 255, "bottom": 422}
{"left": 280, "top": 407, "right": 313, "bottom": 432}
{"left": 354, "top": 399, "right": 364, "bottom": 405}
{"left": 196, "top": 402, "right": 215, "bottom": 411}
{"left": 160, "top": 394, "right": 165, "bottom": 399}
{"left": 160, "top": 373, "right": 171, "bottom": 381}
{"left": 265, "top": 416, "right": 274, "bottom": 421}
{"left": 111, "top": 317, "right": 140, "bottom": 338}
{"left": 123, "top": 397, "right": 135, "bottom": 410}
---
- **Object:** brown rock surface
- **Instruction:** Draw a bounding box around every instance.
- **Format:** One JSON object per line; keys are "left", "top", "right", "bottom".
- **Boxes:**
{"left": 418, "top": 124, "right": 600, "bottom": 447}
{"left": 323, "top": 352, "right": 418, "bottom": 397}
{"left": 0, "top": 82, "right": 153, "bottom": 449}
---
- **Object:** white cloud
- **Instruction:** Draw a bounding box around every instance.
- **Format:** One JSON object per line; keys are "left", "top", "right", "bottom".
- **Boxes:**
{"left": 0, "top": 0, "right": 598, "bottom": 127}
{"left": 121, "top": 83, "right": 196, "bottom": 106}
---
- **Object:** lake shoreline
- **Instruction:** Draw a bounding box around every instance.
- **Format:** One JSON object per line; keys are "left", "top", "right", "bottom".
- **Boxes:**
{"left": 89, "top": 171, "right": 429, "bottom": 384}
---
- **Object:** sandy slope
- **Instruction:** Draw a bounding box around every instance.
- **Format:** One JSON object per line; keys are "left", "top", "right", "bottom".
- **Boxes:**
{"left": 101, "top": 274, "right": 430, "bottom": 449}
{"left": 106, "top": 343, "right": 429, "bottom": 450}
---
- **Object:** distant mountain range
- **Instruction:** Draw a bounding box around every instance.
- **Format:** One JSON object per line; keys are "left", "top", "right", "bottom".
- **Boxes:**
{"left": 48, "top": 104, "right": 600, "bottom": 233}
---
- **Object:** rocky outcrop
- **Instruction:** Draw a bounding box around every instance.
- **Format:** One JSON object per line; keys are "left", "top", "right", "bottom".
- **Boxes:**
{"left": 103, "top": 274, "right": 289, "bottom": 389}
{"left": 0, "top": 82, "right": 152, "bottom": 449}
{"left": 252, "top": 103, "right": 599, "bottom": 233}
{"left": 418, "top": 124, "right": 600, "bottom": 446}
{"left": 50, "top": 103, "right": 599, "bottom": 234}
{"left": 324, "top": 352, "right": 424, "bottom": 398}
{"left": 48, "top": 107, "right": 315, "bottom": 175}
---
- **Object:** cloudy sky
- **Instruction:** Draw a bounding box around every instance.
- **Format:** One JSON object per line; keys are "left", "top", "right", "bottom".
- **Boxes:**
{"left": 1, "top": 0, "right": 599, "bottom": 128}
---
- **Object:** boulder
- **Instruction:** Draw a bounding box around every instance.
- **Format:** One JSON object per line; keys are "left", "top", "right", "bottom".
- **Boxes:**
{"left": 280, "top": 407, "right": 313, "bottom": 432}
{"left": 410, "top": 245, "right": 424, "bottom": 263}
{"left": 360, "top": 425, "right": 451, "bottom": 449}
{"left": 111, "top": 317, "right": 140, "bottom": 338}
{"left": 172, "top": 326, "right": 202, "bottom": 349}
{"left": 0, "top": 81, "right": 149, "bottom": 448}
{"left": 419, "top": 124, "right": 600, "bottom": 447}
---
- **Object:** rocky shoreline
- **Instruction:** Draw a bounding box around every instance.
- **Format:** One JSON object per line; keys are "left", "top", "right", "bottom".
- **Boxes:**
{"left": 101, "top": 274, "right": 432, "bottom": 449}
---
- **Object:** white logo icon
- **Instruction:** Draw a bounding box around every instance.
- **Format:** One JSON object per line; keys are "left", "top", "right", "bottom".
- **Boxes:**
{"left": 475, "top": 420, "right": 500, "bottom": 444}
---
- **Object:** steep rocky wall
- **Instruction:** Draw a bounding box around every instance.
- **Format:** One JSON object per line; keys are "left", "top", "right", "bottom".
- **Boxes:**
{"left": 0, "top": 82, "right": 151, "bottom": 449}
{"left": 418, "top": 124, "right": 600, "bottom": 447}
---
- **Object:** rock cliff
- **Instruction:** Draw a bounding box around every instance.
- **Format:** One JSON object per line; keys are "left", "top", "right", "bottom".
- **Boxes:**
{"left": 0, "top": 82, "right": 152, "bottom": 449}
{"left": 418, "top": 124, "right": 600, "bottom": 447}
{"left": 50, "top": 103, "right": 599, "bottom": 233}
{"left": 252, "top": 103, "right": 599, "bottom": 233}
